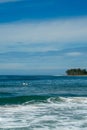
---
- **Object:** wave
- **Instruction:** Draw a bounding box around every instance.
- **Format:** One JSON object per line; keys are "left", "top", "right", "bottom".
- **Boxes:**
{"left": 0, "top": 95, "right": 49, "bottom": 105}
{"left": 0, "top": 96, "right": 87, "bottom": 129}
{"left": 1, "top": 95, "right": 87, "bottom": 105}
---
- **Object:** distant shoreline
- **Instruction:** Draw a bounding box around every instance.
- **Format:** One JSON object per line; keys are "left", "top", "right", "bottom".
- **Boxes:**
{"left": 0, "top": 75, "right": 87, "bottom": 77}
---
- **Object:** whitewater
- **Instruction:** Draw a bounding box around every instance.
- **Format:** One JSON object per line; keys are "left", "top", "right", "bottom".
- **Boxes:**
{"left": 0, "top": 76, "right": 87, "bottom": 130}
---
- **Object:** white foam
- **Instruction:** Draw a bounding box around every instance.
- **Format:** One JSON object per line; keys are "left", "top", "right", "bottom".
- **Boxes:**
{"left": 59, "top": 97, "right": 87, "bottom": 103}
{"left": 0, "top": 97, "right": 87, "bottom": 129}
{"left": 22, "top": 82, "right": 28, "bottom": 86}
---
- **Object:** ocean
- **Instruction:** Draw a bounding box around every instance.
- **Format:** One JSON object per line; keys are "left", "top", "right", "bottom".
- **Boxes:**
{"left": 0, "top": 75, "right": 87, "bottom": 130}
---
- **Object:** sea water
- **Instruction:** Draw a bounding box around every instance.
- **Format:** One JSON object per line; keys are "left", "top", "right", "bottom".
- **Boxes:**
{"left": 0, "top": 76, "right": 87, "bottom": 130}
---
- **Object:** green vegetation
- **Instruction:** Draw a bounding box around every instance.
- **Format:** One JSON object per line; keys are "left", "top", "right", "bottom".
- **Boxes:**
{"left": 66, "top": 68, "right": 87, "bottom": 76}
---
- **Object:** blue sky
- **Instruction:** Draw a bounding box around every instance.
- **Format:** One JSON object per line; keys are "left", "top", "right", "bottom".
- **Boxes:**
{"left": 0, "top": 0, "right": 87, "bottom": 75}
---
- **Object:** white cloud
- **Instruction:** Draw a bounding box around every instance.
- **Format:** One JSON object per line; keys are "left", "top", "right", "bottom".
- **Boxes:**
{"left": 0, "top": 0, "right": 20, "bottom": 3}
{"left": 66, "top": 52, "right": 82, "bottom": 56}
{"left": 0, "top": 16, "right": 87, "bottom": 46}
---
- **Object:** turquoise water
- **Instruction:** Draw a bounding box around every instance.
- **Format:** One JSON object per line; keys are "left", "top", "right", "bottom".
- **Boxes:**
{"left": 0, "top": 76, "right": 87, "bottom": 130}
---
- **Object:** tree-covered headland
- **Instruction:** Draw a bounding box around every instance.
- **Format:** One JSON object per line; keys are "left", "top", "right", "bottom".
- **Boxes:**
{"left": 66, "top": 68, "right": 87, "bottom": 76}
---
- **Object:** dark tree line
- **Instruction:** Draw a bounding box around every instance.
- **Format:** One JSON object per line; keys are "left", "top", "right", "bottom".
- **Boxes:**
{"left": 66, "top": 68, "right": 87, "bottom": 75}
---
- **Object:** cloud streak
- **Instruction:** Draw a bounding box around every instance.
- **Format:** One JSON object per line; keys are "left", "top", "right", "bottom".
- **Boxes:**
{"left": 66, "top": 52, "right": 82, "bottom": 56}
{"left": 0, "top": 16, "right": 87, "bottom": 45}
{"left": 0, "top": 47, "right": 86, "bottom": 62}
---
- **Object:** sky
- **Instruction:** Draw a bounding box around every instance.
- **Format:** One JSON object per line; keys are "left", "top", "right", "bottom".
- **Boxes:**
{"left": 0, "top": 0, "right": 87, "bottom": 75}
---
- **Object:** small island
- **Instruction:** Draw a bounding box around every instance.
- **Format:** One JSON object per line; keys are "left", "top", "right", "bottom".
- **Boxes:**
{"left": 66, "top": 68, "right": 87, "bottom": 76}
